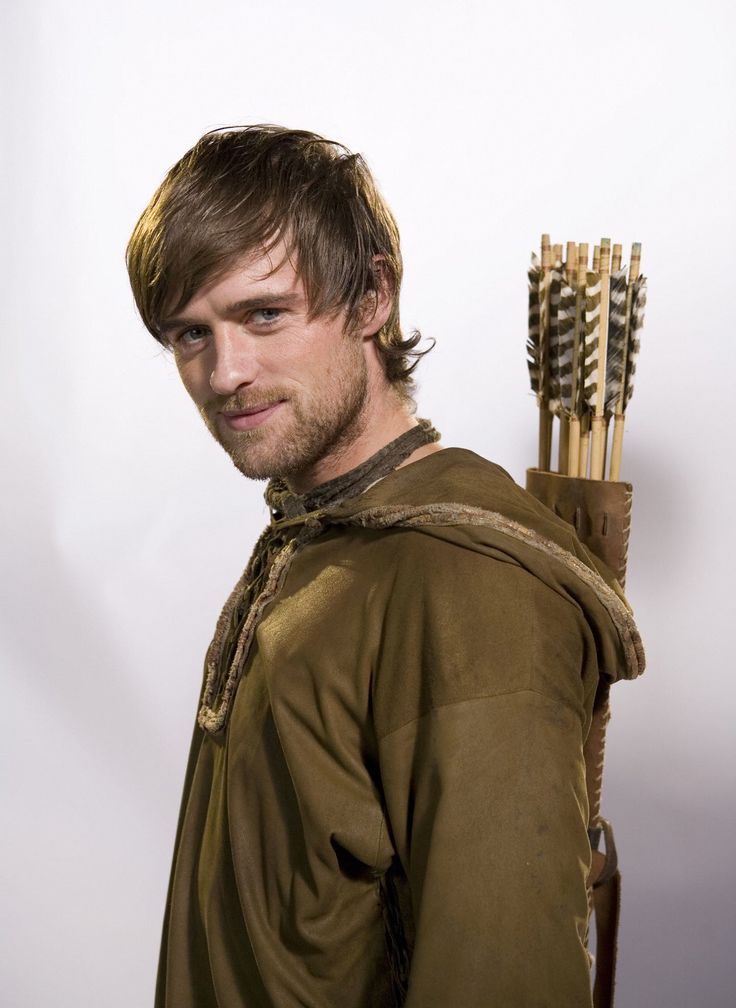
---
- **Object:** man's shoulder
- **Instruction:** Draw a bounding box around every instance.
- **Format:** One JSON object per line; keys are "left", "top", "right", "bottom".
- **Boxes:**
{"left": 314, "top": 446, "right": 641, "bottom": 688}
{"left": 319, "top": 445, "right": 585, "bottom": 599}
{"left": 328, "top": 446, "right": 581, "bottom": 557}
{"left": 334, "top": 447, "right": 531, "bottom": 515}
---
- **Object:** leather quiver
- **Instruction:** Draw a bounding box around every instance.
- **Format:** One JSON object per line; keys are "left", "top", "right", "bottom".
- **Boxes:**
{"left": 525, "top": 469, "right": 632, "bottom": 586}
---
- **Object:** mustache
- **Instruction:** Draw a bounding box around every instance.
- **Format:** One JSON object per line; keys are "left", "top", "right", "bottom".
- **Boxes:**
{"left": 204, "top": 388, "right": 290, "bottom": 416}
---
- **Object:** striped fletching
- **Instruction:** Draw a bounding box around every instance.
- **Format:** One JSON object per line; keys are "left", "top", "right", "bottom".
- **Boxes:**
{"left": 556, "top": 282, "right": 577, "bottom": 416}
{"left": 572, "top": 284, "right": 586, "bottom": 416}
{"left": 605, "top": 267, "right": 628, "bottom": 415}
{"left": 546, "top": 266, "right": 563, "bottom": 413}
{"left": 624, "top": 276, "right": 647, "bottom": 407}
{"left": 527, "top": 254, "right": 542, "bottom": 399}
{"left": 583, "top": 272, "right": 601, "bottom": 409}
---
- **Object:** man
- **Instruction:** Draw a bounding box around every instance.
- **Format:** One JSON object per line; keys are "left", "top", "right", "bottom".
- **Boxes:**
{"left": 127, "top": 126, "right": 642, "bottom": 1008}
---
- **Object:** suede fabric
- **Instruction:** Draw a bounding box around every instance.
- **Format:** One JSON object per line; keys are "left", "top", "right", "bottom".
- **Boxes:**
{"left": 155, "top": 449, "right": 640, "bottom": 1008}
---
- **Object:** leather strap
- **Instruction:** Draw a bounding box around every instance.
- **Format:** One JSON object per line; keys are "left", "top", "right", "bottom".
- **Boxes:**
{"left": 593, "top": 869, "right": 621, "bottom": 1007}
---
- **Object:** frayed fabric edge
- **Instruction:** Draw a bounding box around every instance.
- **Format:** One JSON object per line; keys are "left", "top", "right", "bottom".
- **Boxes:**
{"left": 329, "top": 503, "right": 645, "bottom": 683}
{"left": 197, "top": 501, "right": 644, "bottom": 735}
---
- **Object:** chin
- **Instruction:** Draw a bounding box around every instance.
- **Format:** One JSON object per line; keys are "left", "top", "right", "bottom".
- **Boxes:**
{"left": 226, "top": 449, "right": 280, "bottom": 482}
{"left": 224, "top": 441, "right": 305, "bottom": 483}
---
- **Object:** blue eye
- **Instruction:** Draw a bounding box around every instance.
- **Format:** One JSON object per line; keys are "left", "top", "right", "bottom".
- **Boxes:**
{"left": 252, "top": 308, "right": 281, "bottom": 325}
{"left": 177, "top": 327, "right": 208, "bottom": 346}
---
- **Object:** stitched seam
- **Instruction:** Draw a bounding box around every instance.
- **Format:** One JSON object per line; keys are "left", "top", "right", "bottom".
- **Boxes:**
{"left": 376, "top": 686, "right": 580, "bottom": 743}
{"left": 373, "top": 811, "right": 387, "bottom": 871}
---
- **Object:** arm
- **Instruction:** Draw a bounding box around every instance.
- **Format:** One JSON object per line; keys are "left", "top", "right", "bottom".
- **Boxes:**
{"left": 378, "top": 691, "right": 593, "bottom": 1007}
{"left": 373, "top": 535, "right": 597, "bottom": 1007}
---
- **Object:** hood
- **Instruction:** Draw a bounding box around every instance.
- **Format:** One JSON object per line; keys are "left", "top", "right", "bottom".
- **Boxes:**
{"left": 325, "top": 448, "right": 644, "bottom": 686}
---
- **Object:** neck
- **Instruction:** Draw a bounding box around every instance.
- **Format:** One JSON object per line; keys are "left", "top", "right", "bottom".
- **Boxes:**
{"left": 267, "top": 418, "right": 442, "bottom": 521}
{"left": 287, "top": 382, "right": 432, "bottom": 494}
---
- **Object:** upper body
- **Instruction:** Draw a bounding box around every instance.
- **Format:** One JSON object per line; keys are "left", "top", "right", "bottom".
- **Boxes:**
{"left": 126, "top": 125, "right": 642, "bottom": 1007}
{"left": 154, "top": 445, "right": 640, "bottom": 1008}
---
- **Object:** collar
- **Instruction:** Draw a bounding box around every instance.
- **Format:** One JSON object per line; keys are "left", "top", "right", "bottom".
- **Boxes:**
{"left": 264, "top": 418, "right": 440, "bottom": 522}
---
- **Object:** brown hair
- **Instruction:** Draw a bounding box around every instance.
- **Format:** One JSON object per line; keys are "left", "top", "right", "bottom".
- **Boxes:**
{"left": 126, "top": 125, "right": 431, "bottom": 393}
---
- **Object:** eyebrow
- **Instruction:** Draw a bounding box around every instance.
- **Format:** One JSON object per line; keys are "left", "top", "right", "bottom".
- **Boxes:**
{"left": 159, "top": 291, "right": 302, "bottom": 336}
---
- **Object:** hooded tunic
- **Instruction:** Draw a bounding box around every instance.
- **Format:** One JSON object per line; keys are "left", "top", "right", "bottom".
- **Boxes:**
{"left": 155, "top": 447, "right": 643, "bottom": 1008}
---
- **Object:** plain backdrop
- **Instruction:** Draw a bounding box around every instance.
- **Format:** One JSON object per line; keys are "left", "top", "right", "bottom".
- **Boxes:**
{"left": 2, "top": 1, "right": 735, "bottom": 1005}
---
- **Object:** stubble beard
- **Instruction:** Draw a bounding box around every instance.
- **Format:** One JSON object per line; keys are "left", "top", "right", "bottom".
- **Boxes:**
{"left": 199, "top": 348, "right": 370, "bottom": 486}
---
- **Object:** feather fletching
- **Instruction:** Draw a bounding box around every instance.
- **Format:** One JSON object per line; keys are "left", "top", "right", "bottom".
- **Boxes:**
{"left": 624, "top": 276, "right": 646, "bottom": 407}
{"left": 546, "top": 266, "right": 563, "bottom": 413}
{"left": 527, "top": 253, "right": 542, "bottom": 399}
{"left": 583, "top": 271, "right": 601, "bottom": 409}
{"left": 605, "top": 267, "right": 628, "bottom": 415}
{"left": 556, "top": 283, "right": 577, "bottom": 416}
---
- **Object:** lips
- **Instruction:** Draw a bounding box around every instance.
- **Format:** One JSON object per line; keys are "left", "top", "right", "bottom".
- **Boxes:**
{"left": 220, "top": 401, "right": 284, "bottom": 431}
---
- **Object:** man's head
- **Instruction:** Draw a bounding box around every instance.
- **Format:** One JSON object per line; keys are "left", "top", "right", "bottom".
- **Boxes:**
{"left": 126, "top": 124, "right": 424, "bottom": 395}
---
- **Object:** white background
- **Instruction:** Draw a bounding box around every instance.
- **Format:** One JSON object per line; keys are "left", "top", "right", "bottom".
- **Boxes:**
{"left": 2, "top": 1, "right": 735, "bottom": 1005}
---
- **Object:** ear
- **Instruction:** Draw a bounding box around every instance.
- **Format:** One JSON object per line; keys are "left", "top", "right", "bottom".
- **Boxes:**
{"left": 356, "top": 255, "right": 394, "bottom": 339}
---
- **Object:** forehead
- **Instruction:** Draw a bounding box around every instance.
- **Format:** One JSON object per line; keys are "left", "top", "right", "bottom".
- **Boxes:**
{"left": 189, "top": 243, "right": 302, "bottom": 307}
{"left": 157, "top": 244, "right": 309, "bottom": 341}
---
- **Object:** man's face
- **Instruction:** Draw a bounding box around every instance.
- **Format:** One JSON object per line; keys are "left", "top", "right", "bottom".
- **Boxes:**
{"left": 161, "top": 243, "right": 373, "bottom": 490}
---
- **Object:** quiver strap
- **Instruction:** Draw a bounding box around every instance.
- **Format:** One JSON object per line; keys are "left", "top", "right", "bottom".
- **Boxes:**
{"left": 525, "top": 469, "right": 633, "bottom": 1008}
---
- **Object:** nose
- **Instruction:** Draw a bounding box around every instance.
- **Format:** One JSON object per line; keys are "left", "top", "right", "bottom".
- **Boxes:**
{"left": 209, "top": 326, "right": 259, "bottom": 396}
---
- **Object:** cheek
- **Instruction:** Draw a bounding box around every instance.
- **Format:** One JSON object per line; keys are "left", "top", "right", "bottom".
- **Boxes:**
{"left": 176, "top": 358, "right": 210, "bottom": 404}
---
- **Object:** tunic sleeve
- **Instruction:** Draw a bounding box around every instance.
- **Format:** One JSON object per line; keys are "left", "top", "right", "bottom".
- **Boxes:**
{"left": 372, "top": 532, "right": 597, "bottom": 1007}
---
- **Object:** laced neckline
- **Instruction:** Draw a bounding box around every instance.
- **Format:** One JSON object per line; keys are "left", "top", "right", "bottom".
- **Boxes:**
{"left": 264, "top": 419, "right": 440, "bottom": 521}
{"left": 198, "top": 419, "right": 440, "bottom": 733}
